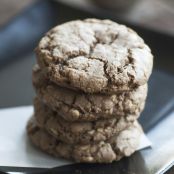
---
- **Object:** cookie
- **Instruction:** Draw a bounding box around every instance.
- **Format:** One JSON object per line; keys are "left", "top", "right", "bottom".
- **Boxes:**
{"left": 36, "top": 18, "right": 153, "bottom": 93}
{"left": 33, "top": 65, "right": 147, "bottom": 121}
{"left": 27, "top": 117, "right": 142, "bottom": 163}
{"left": 34, "top": 97, "right": 137, "bottom": 144}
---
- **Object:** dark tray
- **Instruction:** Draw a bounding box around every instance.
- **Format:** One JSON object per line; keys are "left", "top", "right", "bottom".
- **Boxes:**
{"left": 0, "top": 0, "right": 174, "bottom": 173}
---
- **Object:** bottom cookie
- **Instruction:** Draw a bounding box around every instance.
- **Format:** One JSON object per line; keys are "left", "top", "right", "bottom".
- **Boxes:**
{"left": 27, "top": 117, "right": 142, "bottom": 163}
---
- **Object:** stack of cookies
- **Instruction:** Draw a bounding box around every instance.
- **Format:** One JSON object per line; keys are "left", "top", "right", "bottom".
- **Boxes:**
{"left": 27, "top": 19, "right": 153, "bottom": 163}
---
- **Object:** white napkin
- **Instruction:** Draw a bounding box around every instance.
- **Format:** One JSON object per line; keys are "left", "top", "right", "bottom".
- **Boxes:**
{"left": 0, "top": 106, "right": 151, "bottom": 168}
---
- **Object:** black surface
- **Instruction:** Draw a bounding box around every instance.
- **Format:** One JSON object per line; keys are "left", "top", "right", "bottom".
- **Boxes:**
{"left": 0, "top": 0, "right": 174, "bottom": 173}
{"left": 140, "top": 70, "right": 174, "bottom": 132}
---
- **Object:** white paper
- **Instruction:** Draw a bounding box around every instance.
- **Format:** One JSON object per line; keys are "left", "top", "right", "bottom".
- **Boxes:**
{"left": 0, "top": 106, "right": 151, "bottom": 168}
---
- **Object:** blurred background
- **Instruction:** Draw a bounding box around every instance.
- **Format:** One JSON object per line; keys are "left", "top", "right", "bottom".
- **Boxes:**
{"left": 1, "top": 0, "right": 174, "bottom": 33}
{"left": 0, "top": 0, "right": 174, "bottom": 108}
{"left": 0, "top": 0, "right": 34, "bottom": 27}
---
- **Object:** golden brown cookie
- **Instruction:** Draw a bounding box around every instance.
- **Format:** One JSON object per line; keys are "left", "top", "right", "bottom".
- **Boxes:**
{"left": 33, "top": 64, "right": 147, "bottom": 122}
{"left": 27, "top": 117, "right": 142, "bottom": 163}
{"left": 36, "top": 18, "right": 153, "bottom": 93}
{"left": 34, "top": 97, "right": 138, "bottom": 144}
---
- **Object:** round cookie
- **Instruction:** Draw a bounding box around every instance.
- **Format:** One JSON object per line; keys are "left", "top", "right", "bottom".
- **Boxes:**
{"left": 36, "top": 18, "right": 153, "bottom": 93}
{"left": 27, "top": 117, "right": 142, "bottom": 163}
{"left": 33, "top": 65, "right": 147, "bottom": 122}
{"left": 34, "top": 97, "right": 137, "bottom": 144}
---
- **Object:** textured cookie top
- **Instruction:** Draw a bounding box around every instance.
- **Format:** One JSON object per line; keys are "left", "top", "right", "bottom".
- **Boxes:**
{"left": 36, "top": 18, "right": 153, "bottom": 93}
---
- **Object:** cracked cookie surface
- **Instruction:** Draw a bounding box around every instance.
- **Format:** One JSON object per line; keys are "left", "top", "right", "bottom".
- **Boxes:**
{"left": 27, "top": 117, "right": 142, "bottom": 163}
{"left": 36, "top": 18, "right": 153, "bottom": 93}
{"left": 34, "top": 97, "right": 137, "bottom": 144}
{"left": 33, "top": 65, "right": 147, "bottom": 121}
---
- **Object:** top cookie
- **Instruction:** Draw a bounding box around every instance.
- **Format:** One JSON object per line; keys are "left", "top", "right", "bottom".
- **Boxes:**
{"left": 36, "top": 18, "right": 153, "bottom": 93}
